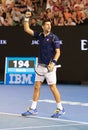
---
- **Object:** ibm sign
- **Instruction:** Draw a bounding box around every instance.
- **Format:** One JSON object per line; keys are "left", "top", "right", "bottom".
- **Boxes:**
{"left": 4, "top": 57, "right": 37, "bottom": 85}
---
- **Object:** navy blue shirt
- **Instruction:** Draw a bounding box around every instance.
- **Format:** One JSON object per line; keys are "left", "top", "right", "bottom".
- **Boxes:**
{"left": 34, "top": 31, "right": 60, "bottom": 65}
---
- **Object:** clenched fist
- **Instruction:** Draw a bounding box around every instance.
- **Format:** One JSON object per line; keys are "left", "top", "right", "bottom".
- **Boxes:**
{"left": 25, "top": 11, "right": 32, "bottom": 18}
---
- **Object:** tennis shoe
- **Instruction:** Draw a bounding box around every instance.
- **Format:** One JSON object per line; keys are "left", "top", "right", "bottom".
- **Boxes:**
{"left": 21, "top": 107, "right": 38, "bottom": 116}
{"left": 51, "top": 108, "right": 65, "bottom": 118}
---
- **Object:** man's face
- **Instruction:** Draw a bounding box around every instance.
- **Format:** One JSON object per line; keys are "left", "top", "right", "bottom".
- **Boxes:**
{"left": 42, "top": 21, "right": 51, "bottom": 33}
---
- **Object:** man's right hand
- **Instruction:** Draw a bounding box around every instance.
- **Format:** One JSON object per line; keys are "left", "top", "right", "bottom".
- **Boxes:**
{"left": 25, "top": 11, "right": 32, "bottom": 18}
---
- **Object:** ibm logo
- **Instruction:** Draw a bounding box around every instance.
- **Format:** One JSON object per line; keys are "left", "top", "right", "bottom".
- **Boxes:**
{"left": 9, "top": 74, "right": 33, "bottom": 84}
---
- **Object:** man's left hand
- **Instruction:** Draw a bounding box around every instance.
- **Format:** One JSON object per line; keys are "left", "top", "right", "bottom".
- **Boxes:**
{"left": 48, "top": 62, "right": 55, "bottom": 72}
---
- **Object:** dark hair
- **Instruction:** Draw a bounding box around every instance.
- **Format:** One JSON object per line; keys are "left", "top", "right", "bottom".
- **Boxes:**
{"left": 42, "top": 19, "right": 51, "bottom": 25}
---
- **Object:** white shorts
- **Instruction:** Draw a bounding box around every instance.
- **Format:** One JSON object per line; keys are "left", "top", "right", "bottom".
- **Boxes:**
{"left": 35, "top": 64, "right": 57, "bottom": 85}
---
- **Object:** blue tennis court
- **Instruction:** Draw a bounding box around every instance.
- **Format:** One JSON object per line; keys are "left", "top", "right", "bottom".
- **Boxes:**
{"left": 0, "top": 84, "right": 88, "bottom": 130}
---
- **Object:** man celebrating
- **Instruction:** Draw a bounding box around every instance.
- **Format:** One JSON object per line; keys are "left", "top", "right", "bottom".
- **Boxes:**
{"left": 22, "top": 11, "right": 65, "bottom": 118}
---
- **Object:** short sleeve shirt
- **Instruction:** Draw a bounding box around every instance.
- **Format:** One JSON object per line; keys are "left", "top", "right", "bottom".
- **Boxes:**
{"left": 34, "top": 31, "right": 60, "bottom": 65}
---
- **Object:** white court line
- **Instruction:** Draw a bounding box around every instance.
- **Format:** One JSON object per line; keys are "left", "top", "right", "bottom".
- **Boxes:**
{"left": 30, "top": 99, "right": 88, "bottom": 107}
{"left": 0, "top": 123, "right": 87, "bottom": 130}
{"left": 0, "top": 112, "right": 88, "bottom": 125}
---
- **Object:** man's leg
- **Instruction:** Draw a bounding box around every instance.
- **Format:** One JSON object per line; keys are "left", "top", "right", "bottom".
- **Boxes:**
{"left": 21, "top": 81, "right": 42, "bottom": 116}
{"left": 49, "top": 84, "right": 65, "bottom": 118}
{"left": 49, "top": 84, "right": 63, "bottom": 109}
{"left": 31, "top": 81, "right": 42, "bottom": 109}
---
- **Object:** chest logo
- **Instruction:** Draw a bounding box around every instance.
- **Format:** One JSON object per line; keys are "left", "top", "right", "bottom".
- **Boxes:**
{"left": 46, "top": 38, "right": 50, "bottom": 42}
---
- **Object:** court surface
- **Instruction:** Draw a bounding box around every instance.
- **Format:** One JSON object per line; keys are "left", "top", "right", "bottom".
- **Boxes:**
{"left": 0, "top": 84, "right": 88, "bottom": 130}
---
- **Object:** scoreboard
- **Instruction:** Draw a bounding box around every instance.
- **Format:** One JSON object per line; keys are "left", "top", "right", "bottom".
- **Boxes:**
{"left": 4, "top": 57, "right": 37, "bottom": 85}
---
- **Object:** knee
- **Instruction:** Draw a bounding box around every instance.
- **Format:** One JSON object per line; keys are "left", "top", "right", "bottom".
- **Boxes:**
{"left": 34, "top": 82, "right": 41, "bottom": 91}
{"left": 50, "top": 84, "right": 56, "bottom": 91}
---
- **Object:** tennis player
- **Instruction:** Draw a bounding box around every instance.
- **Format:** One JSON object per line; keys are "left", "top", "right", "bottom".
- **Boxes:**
{"left": 22, "top": 11, "right": 65, "bottom": 118}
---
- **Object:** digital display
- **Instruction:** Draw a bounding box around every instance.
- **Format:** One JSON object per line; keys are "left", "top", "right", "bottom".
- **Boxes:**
{"left": 9, "top": 60, "right": 34, "bottom": 68}
{"left": 4, "top": 57, "right": 37, "bottom": 85}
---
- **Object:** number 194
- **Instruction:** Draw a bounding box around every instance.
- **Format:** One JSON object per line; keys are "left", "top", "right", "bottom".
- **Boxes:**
{"left": 13, "top": 60, "right": 29, "bottom": 68}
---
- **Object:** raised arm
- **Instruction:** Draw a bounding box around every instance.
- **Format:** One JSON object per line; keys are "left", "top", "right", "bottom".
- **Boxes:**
{"left": 24, "top": 11, "right": 34, "bottom": 36}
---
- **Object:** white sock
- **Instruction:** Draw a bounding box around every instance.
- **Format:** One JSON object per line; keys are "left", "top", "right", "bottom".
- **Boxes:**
{"left": 57, "top": 102, "right": 63, "bottom": 110}
{"left": 31, "top": 101, "right": 37, "bottom": 110}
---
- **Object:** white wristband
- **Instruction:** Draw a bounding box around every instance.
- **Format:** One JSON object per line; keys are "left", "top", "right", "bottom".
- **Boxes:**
{"left": 24, "top": 17, "right": 29, "bottom": 22}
